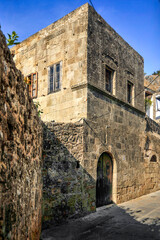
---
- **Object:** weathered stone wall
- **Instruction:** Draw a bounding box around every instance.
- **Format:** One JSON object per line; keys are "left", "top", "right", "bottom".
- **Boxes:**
{"left": 12, "top": 4, "right": 88, "bottom": 123}
{"left": 0, "top": 31, "right": 43, "bottom": 239}
{"left": 84, "top": 89, "right": 147, "bottom": 203}
{"left": 84, "top": 5, "right": 152, "bottom": 203}
{"left": 42, "top": 122, "right": 95, "bottom": 225}
{"left": 84, "top": 88, "right": 160, "bottom": 203}
{"left": 87, "top": 4, "right": 144, "bottom": 113}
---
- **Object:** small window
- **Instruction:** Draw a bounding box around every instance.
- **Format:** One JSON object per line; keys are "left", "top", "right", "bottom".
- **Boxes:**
{"left": 150, "top": 155, "right": 157, "bottom": 162}
{"left": 26, "top": 72, "right": 38, "bottom": 98}
{"left": 105, "top": 66, "right": 113, "bottom": 93}
{"left": 127, "top": 81, "right": 133, "bottom": 104}
{"left": 48, "top": 62, "right": 62, "bottom": 93}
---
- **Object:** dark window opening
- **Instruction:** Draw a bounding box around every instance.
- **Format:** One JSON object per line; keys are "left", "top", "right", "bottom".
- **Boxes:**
{"left": 127, "top": 81, "right": 133, "bottom": 104}
{"left": 105, "top": 67, "right": 113, "bottom": 93}
{"left": 76, "top": 161, "right": 80, "bottom": 169}
{"left": 150, "top": 155, "right": 157, "bottom": 162}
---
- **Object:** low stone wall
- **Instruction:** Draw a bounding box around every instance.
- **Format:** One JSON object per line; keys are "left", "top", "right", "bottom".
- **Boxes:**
{"left": 0, "top": 30, "right": 43, "bottom": 239}
{"left": 42, "top": 122, "right": 95, "bottom": 226}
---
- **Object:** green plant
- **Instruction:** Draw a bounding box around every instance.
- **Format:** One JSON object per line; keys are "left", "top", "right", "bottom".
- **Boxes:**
{"left": 152, "top": 70, "right": 160, "bottom": 76}
{"left": 7, "top": 31, "right": 20, "bottom": 46}
{"left": 24, "top": 76, "right": 31, "bottom": 85}
{"left": 34, "top": 102, "right": 43, "bottom": 117}
{"left": 145, "top": 98, "right": 152, "bottom": 110}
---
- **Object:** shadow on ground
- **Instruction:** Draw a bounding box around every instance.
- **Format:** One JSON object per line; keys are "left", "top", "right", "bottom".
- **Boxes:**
{"left": 41, "top": 203, "right": 160, "bottom": 240}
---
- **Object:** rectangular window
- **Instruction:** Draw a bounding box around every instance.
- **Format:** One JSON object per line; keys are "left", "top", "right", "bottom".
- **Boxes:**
{"left": 127, "top": 81, "right": 133, "bottom": 104}
{"left": 105, "top": 67, "right": 113, "bottom": 93}
{"left": 48, "top": 62, "right": 62, "bottom": 93}
{"left": 26, "top": 72, "right": 38, "bottom": 98}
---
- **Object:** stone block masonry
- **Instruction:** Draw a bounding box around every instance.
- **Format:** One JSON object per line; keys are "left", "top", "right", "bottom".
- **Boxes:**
{"left": 0, "top": 30, "right": 43, "bottom": 239}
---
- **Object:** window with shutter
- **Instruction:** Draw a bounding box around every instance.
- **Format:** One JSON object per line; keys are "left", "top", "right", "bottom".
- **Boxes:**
{"left": 26, "top": 72, "right": 38, "bottom": 98}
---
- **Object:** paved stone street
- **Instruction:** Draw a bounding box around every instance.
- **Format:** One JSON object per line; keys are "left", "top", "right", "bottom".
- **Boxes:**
{"left": 41, "top": 191, "right": 160, "bottom": 240}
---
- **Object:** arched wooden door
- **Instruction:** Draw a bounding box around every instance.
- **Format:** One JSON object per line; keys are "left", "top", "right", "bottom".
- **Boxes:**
{"left": 96, "top": 153, "right": 113, "bottom": 207}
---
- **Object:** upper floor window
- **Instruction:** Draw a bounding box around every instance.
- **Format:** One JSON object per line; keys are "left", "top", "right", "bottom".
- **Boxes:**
{"left": 105, "top": 66, "right": 114, "bottom": 93}
{"left": 26, "top": 72, "right": 38, "bottom": 98}
{"left": 127, "top": 81, "right": 134, "bottom": 104}
{"left": 48, "top": 62, "right": 62, "bottom": 93}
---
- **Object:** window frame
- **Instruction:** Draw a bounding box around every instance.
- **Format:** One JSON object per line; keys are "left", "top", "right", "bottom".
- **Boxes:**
{"left": 26, "top": 72, "right": 38, "bottom": 98}
{"left": 127, "top": 81, "right": 134, "bottom": 105}
{"left": 105, "top": 66, "right": 114, "bottom": 94}
{"left": 48, "top": 61, "right": 62, "bottom": 94}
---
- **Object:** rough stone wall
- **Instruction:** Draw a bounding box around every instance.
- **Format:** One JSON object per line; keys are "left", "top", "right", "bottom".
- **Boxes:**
{"left": 42, "top": 122, "right": 95, "bottom": 225}
{"left": 0, "top": 31, "right": 43, "bottom": 239}
{"left": 12, "top": 4, "right": 88, "bottom": 123}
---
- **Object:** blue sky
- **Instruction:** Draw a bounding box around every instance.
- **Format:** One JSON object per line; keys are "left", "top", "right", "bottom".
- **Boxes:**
{"left": 0, "top": 0, "right": 159, "bottom": 75}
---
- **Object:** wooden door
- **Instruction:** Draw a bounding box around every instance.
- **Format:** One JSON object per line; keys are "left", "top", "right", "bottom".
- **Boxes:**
{"left": 96, "top": 153, "right": 113, "bottom": 207}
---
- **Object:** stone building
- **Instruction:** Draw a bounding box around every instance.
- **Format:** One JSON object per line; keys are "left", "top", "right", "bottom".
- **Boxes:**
{"left": 12, "top": 4, "right": 160, "bottom": 224}
{"left": 144, "top": 75, "right": 160, "bottom": 122}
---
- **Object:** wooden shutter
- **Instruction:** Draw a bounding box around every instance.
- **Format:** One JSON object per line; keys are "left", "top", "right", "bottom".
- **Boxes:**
{"left": 31, "top": 72, "right": 38, "bottom": 98}
{"left": 28, "top": 75, "right": 32, "bottom": 97}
